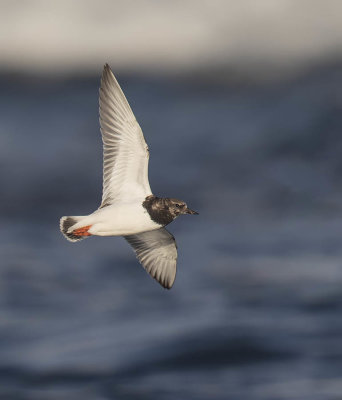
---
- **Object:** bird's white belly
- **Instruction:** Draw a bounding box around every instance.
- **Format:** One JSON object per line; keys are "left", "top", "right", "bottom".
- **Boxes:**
{"left": 87, "top": 203, "right": 160, "bottom": 236}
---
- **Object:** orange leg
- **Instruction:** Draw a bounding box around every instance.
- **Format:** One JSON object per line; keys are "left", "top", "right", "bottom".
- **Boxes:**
{"left": 72, "top": 225, "right": 92, "bottom": 237}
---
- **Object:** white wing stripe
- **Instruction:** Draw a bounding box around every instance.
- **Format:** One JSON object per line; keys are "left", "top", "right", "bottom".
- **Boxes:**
{"left": 98, "top": 64, "right": 151, "bottom": 207}
{"left": 100, "top": 96, "right": 128, "bottom": 123}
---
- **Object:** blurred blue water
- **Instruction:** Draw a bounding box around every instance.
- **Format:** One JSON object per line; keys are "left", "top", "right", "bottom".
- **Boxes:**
{"left": 0, "top": 65, "right": 342, "bottom": 399}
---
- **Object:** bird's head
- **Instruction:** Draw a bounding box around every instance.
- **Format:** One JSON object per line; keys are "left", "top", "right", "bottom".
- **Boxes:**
{"left": 168, "top": 198, "right": 199, "bottom": 218}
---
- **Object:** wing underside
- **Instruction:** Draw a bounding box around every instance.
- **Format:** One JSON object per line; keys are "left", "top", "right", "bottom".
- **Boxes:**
{"left": 99, "top": 64, "right": 151, "bottom": 207}
{"left": 124, "top": 228, "right": 178, "bottom": 289}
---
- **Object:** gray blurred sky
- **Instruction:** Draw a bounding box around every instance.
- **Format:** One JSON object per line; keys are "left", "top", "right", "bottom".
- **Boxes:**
{"left": 0, "top": 0, "right": 341, "bottom": 77}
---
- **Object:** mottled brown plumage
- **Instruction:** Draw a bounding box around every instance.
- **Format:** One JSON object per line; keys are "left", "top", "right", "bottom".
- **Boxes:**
{"left": 143, "top": 195, "right": 198, "bottom": 226}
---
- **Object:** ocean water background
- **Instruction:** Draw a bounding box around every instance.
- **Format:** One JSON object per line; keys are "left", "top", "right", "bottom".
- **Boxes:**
{"left": 0, "top": 62, "right": 342, "bottom": 399}
{"left": 1, "top": 1, "right": 342, "bottom": 398}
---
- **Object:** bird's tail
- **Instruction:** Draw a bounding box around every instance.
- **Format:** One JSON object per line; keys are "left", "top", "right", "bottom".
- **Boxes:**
{"left": 60, "top": 216, "right": 92, "bottom": 242}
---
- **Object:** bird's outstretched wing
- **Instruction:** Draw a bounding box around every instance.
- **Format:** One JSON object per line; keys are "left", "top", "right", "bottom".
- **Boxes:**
{"left": 124, "top": 228, "right": 178, "bottom": 289}
{"left": 99, "top": 64, "right": 152, "bottom": 207}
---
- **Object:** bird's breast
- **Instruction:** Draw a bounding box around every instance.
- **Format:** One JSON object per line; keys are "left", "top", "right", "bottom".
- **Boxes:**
{"left": 90, "top": 203, "right": 161, "bottom": 236}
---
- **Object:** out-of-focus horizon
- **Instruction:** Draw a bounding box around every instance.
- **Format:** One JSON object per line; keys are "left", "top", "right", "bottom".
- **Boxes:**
{"left": 1, "top": 0, "right": 342, "bottom": 80}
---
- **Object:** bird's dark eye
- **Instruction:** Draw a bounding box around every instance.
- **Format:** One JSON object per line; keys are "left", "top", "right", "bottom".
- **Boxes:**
{"left": 175, "top": 204, "right": 180, "bottom": 208}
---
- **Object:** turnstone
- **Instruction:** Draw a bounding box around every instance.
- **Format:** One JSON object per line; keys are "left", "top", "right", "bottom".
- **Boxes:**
{"left": 60, "top": 64, "right": 198, "bottom": 289}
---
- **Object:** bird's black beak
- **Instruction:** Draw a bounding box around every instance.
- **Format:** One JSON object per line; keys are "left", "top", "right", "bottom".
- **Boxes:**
{"left": 185, "top": 208, "right": 199, "bottom": 215}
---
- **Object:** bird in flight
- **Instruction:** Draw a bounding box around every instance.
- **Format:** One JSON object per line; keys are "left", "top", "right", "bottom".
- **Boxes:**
{"left": 60, "top": 64, "right": 198, "bottom": 289}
